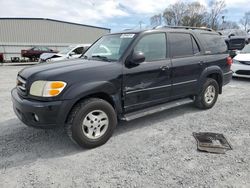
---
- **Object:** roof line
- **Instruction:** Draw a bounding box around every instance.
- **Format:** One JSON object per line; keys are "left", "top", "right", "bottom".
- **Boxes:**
{"left": 0, "top": 17, "right": 111, "bottom": 31}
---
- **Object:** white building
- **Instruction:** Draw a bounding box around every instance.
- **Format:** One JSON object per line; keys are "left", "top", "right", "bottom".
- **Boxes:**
{"left": 0, "top": 18, "right": 110, "bottom": 61}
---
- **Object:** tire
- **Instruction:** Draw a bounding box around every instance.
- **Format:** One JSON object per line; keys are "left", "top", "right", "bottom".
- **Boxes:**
{"left": 194, "top": 78, "right": 219, "bottom": 109}
{"left": 65, "top": 98, "right": 117, "bottom": 148}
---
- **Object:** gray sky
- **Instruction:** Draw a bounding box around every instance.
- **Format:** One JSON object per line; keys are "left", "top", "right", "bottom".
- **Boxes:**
{"left": 0, "top": 0, "right": 249, "bottom": 31}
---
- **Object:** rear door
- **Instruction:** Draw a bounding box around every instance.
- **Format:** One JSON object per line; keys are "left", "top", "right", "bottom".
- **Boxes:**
{"left": 123, "top": 33, "right": 172, "bottom": 112}
{"left": 169, "top": 32, "right": 204, "bottom": 98}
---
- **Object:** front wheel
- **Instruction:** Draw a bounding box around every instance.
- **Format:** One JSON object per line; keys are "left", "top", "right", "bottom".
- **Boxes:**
{"left": 194, "top": 78, "right": 219, "bottom": 109}
{"left": 65, "top": 98, "right": 117, "bottom": 148}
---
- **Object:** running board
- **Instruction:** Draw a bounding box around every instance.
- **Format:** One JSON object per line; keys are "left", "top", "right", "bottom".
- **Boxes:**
{"left": 121, "top": 98, "right": 193, "bottom": 121}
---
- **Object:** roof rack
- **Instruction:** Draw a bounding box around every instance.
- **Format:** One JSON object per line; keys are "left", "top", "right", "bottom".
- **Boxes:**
{"left": 154, "top": 25, "right": 214, "bottom": 32}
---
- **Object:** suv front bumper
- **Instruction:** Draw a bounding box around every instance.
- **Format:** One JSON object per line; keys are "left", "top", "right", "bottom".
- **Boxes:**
{"left": 11, "top": 88, "right": 65, "bottom": 128}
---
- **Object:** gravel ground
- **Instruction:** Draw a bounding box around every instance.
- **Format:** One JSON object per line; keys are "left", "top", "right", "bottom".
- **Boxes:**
{"left": 0, "top": 65, "right": 249, "bottom": 188}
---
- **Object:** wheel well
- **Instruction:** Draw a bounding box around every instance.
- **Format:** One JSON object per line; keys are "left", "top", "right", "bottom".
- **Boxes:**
{"left": 207, "top": 73, "right": 222, "bottom": 94}
{"left": 65, "top": 92, "right": 115, "bottom": 123}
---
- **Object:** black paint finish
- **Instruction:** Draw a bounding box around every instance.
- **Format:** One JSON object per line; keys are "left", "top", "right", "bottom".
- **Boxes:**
{"left": 11, "top": 28, "right": 232, "bottom": 127}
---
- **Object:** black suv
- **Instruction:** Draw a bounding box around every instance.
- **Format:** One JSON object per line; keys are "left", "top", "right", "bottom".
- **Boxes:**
{"left": 11, "top": 27, "right": 233, "bottom": 148}
{"left": 218, "top": 29, "right": 250, "bottom": 57}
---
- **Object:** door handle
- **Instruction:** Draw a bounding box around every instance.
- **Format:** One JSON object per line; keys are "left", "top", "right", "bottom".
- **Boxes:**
{"left": 160, "top": 66, "right": 169, "bottom": 71}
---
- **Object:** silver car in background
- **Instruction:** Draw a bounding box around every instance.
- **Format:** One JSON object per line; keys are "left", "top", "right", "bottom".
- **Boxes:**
{"left": 39, "top": 44, "right": 91, "bottom": 63}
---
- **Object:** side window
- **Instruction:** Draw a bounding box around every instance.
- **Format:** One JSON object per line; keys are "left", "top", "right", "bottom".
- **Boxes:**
{"left": 191, "top": 36, "right": 200, "bottom": 54}
{"left": 134, "top": 33, "right": 166, "bottom": 62}
{"left": 201, "top": 34, "right": 227, "bottom": 54}
{"left": 41, "top": 47, "right": 49, "bottom": 51}
{"left": 169, "top": 33, "right": 193, "bottom": 57}
{"left": 73, "top": 47, "right": 84, "bottom": 54}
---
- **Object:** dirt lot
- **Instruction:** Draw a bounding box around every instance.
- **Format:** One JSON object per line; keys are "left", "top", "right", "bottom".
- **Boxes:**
{"left": 0, "top": 65, "right": 249, "bottom": 188}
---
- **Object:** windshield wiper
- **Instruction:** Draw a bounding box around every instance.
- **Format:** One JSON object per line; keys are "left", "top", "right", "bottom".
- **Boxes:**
{"left": 91, "top": 55, "right": 111, "bottom": 62}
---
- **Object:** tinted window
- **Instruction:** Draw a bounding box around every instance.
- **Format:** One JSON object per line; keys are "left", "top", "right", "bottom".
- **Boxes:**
{"left": 201, "top": 33, "right": 227, "bottom": 54}
{"left": 192, "top": 36, "right": 200, "bottom": 54}
{"left": 169, "top": 33, "right": 193, "bottom": 57}
{"left": 134, "top": 33, "right": 166, "bottom": 62}
{"left": 73, "top": 47, "right": 84, "bottom": 54}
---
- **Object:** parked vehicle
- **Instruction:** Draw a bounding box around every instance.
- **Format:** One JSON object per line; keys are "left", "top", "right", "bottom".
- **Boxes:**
{"left": 218, "top": 29, "right": 249, "bottom": 57}
{"left": 12, "top": 27, "right": 232, "bottom": 148}
{"left": 0, "top": 53, "right": 3, "bottom": 62}
{"left": 21, "top": 47, "right": 57, "bottom": 61}
{"left": 39, "top": 44, "right": 91, "bottom": 63}
{"left": 232, "top": 44, "right": 250, "bottom": 78}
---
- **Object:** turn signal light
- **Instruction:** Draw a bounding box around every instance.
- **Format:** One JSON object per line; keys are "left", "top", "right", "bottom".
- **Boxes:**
{"left": 51, "top": 82, "right": 65, "bottom": 89}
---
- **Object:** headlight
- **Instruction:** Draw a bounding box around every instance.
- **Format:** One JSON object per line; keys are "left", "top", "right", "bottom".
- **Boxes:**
{"left": 30, "top": 81, "right": 67, "bottom": 97}
{"left": 233, "top": 59, "right": 240, "bottom": 64}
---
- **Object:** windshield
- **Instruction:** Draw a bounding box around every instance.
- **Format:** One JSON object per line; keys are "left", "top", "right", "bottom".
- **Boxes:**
{"left": 241, "top": 44, "right": 250, "bottom": 53}
{"left": 59, "top": 46, "right": 75, "bottom": 54}
{"left": 83, "top": 34, "right": 136, "bottom": 61}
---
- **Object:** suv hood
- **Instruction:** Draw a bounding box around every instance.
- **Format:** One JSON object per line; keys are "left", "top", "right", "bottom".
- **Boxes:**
{"left": 234, "top": 53, "right": 250, "bottom": 61}
{"left": 18, "top": 59, "right": 116, "bottom": 79}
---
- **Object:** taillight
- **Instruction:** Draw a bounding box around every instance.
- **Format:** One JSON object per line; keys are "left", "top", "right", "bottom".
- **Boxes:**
{"left": 226, "top": 56, "right": 233, "bottom": 66}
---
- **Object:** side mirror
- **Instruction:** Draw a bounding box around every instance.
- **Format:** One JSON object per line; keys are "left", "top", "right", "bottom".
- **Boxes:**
{"left": 69, "top": 52, "right": 76, "bottom": 57}
{"left": 130, "top": 51, "right": 145, "bottom": 65}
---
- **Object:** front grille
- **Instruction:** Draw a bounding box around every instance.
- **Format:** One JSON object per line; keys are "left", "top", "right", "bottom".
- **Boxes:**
{"left": 239, "top": 61, "right": 250, "bottom": 65}
{"left": 236, "top": 70, "right": 250, "bottom": 75}
{"left": 17, "top": 75, "right": 27, "bottom": 95}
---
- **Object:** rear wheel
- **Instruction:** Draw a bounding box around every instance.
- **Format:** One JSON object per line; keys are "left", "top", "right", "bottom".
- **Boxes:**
{"left": 194, "top": 78, "right": 219, "bottom": 109}
{"left": 65, "top": 98, "right": 117, "bottom": 148}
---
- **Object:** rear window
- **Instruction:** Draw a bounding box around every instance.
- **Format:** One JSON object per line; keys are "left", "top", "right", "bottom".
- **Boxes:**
{"left": 200, "top": 33, "right": 227, "bottom": 54}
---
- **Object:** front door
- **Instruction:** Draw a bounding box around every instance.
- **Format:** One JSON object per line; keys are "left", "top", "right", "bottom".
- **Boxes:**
{"left": 123, "top": 33, "right": 172, "bottom": 112}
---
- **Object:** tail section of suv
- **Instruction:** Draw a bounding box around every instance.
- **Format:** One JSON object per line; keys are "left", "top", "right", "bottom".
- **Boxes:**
{"left": 11, "top": 27, "right": 232, "bottom": 148}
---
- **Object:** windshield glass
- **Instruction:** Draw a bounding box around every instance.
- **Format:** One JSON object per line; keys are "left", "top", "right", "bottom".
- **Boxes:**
{"left": 59, "top": 46, "right": 75, "bottom": 54}
{"left": 83, "top": 34, "right": 136, "bottom": 61}
{"left": 241, "top": 44, "right": 250, "bottom": 53}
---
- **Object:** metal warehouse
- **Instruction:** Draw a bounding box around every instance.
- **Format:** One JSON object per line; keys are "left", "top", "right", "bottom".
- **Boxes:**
{"left": 0, "top": 18, "right": 110, "bottom": 61}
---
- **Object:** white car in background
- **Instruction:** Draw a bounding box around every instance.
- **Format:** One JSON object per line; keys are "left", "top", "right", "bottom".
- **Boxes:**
{"left": 39, "top": 44, "right": 91, "bottom": 63}
{"left": 232, "top": 44, "right": 250, "bottom": 78}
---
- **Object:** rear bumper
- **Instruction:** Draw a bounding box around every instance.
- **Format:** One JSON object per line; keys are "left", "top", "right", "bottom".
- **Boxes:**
{"left": 11, "top": 88, "right": 67, "bottom": 128}
{"left": 223, "top": 71, "right": 233, "bottom": 85}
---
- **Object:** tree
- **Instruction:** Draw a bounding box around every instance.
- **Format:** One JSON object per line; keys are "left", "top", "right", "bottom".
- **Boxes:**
{"left": 162, "top": 2, "right": 187, "bottom": 26}
{"left": 182, "top": 2, "right": 207, "bottom": 27}
{"left": 150, "top": 14, "right": 162, "bottom": 27}
{"left": 240, "top": 11, "right": 250, "bottom": 31}
{"left": 220, "top": 21, "right": 239, "bottom": 29}
{"left": 208, "top": 0, "right": 226, "bottom": 29}
{"left": 152, "top": 0, "right": 228, "bottom": 29}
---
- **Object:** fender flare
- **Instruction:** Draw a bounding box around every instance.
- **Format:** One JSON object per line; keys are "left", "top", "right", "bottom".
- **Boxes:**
{"left": 59, "top": 81, "right": 122, "bottom": 123}
{"left": 198, "top": 66, "right": 223, "bottom": 94}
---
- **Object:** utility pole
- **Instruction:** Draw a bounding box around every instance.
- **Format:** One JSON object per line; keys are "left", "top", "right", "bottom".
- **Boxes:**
{"left": 139, "top": 21, "right": 144, "bottom": 29}
{"left": 222, "top": 16, "right": 225, "bottom": 30}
